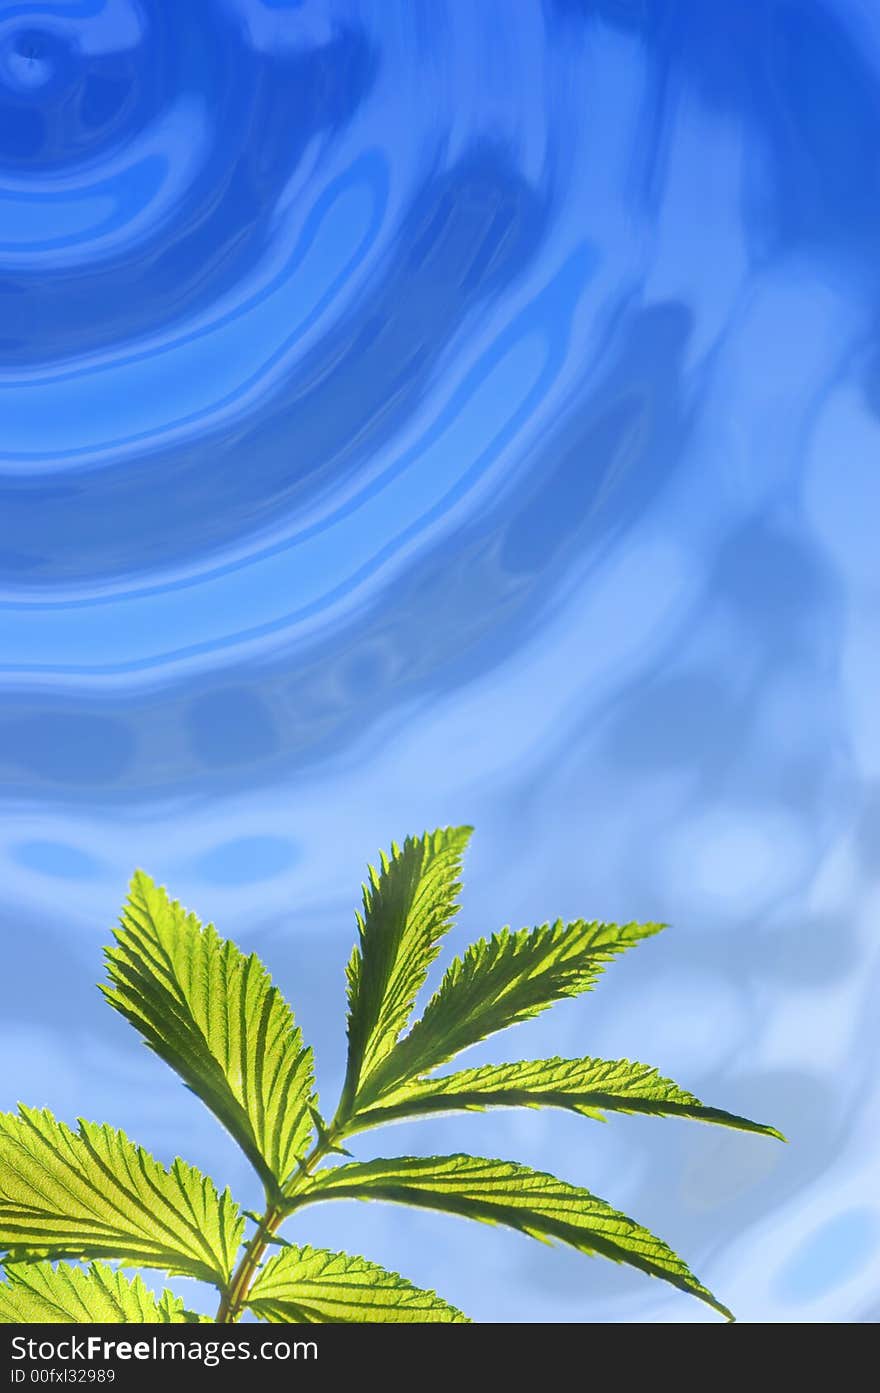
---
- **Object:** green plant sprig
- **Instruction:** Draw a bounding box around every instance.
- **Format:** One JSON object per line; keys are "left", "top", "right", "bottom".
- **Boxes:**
{"left": 0, "top": 826, "right": 783, "bottom": 1325}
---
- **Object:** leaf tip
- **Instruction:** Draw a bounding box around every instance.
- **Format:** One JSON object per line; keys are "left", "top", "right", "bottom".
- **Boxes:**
{"left": 128, "top": 867, "right": 156, "bottom": 895}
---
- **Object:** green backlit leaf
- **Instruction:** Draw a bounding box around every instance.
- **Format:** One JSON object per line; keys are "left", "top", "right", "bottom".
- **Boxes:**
{"left": 0, "top": 1261, "right": 198, "bottom": 1324}
{"left": 294, "top": 1152, "right": 732, "bottom": 1320}
{"left": 247, "top": 1244, "right": 468, "bottom": 1323}
{"left": 338, "top": 827, "right": 472, "bottom": 1120}
{"left": 104, "top": 871, "right": 317, "bottom": 1196}
{"left": 0, "top": 1107, "right": 243, "bottom": 1286}
{"left": 363, "top": 919, "right": 662, "bottom": 1102}
{"left": 350, "top": 1055, "right": 785, "bottom": 1140}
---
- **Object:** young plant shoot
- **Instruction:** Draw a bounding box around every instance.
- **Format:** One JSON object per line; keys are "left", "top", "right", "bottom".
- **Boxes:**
{"left": 0, "top": 827, "right": 783, "bottom": 1323}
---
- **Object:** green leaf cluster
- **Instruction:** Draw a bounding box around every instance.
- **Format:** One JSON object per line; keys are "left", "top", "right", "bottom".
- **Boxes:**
{"left": 1, "top": 826, "right": 782, "bottom": 1324}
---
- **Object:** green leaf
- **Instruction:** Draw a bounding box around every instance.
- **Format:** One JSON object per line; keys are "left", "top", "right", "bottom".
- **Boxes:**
{"left": 0, "top": 1106, "right": 244, "bottom": 1286}
{"left": 363, "top": 919, "right": 662, "bottom": 1101}
{"left": 349, "top": 1056, "right": 786, "bottom": 1140}
{"left": 294, "top": 1153, "right": 732, "bottom": 1320}
{"left": 338, "top": 827, "right": 472, "bottom": 1120}
{"left": 246, "top": 1244, "right": 469, "bottom": 1323}
{"left": 0, "top": 1261, "right": 198, "bottom": 1324}
{"left": 103, "top": 871, "right": 317, "bottom": 1196}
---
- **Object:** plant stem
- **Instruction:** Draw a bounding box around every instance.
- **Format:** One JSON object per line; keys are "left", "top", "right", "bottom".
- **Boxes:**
{"left": 215, "top": 1205, "right": 283, "bottom": 1323}
{"left": 214, "top": 1128, "right": 341, "bottom": 1323}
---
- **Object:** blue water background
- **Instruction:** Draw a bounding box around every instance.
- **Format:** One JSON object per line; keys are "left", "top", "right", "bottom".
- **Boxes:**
{"left": 1, "top": 0, "right": 878, "bottom": 1322}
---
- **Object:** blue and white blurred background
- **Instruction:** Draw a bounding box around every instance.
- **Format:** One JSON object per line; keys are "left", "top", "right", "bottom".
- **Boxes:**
{"left": 1, "top": 0, "right": 878, "bottom": 1323}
